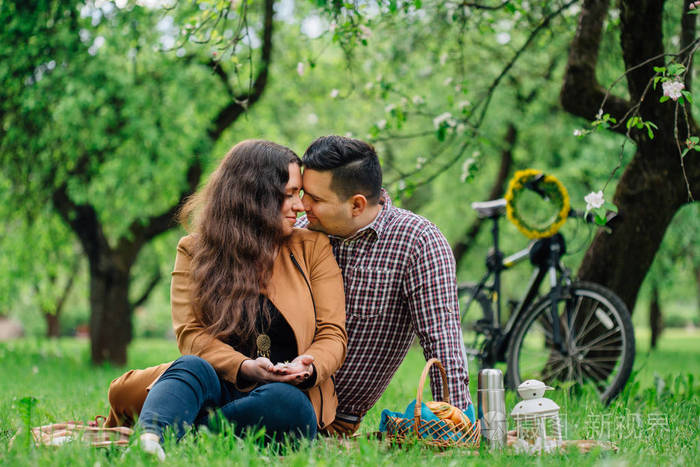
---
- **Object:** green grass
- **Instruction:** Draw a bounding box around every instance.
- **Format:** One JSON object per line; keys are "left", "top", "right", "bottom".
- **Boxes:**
{"left": 1, "top": 328, "right": 698, "bottom": 465}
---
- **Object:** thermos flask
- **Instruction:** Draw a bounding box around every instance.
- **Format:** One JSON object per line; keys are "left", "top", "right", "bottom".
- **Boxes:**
{"left": 478, "top": 368, "right": 507, "bottom": 448}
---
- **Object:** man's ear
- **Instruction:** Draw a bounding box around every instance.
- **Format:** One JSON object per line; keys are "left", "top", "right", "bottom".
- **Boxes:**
{"left": 349, "top": 194, "right": 368, "bottom": 217}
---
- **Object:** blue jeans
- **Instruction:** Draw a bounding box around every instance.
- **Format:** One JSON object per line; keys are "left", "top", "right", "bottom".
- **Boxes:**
{"left": 138, "top": 355, "right": 317, "bottom": 442}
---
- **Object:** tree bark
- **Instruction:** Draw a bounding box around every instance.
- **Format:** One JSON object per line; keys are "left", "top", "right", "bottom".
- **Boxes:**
{"left": 45, "top": 313, "right": 61, "bottom": 338}
{"left": 649, "top": 281, "right": 662, "bottom": 349}
{"left": 561, "top": 0, "right": 699, "bottom": 312}
{"left": 88, "top": 253, "right": 133, "bottom": 364}
{"left": 36, "top": 252, "right": 79, "bottom": 338}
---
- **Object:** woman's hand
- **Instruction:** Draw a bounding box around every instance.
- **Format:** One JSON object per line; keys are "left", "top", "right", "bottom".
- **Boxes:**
{"left": 271, "top": 355, "right": 315, "bottom": 383}
{"left": 239, "top": 355, "right": 314, "bottom": 384}
{"left": 239, "top": 357, "right": 277, "bottom": 383}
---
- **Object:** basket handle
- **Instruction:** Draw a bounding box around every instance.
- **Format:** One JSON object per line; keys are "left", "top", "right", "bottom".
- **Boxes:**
{"left": 413, "top": 358, "right": 450, "bottom": 434}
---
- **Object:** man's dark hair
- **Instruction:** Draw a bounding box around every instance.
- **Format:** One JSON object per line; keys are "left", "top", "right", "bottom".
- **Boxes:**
{"left": 302, "top": 135, "right": 382, "bottom": 203}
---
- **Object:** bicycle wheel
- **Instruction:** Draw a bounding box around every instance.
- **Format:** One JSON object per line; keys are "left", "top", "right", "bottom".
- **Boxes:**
{"left": 457, "top": 282, "right": 494, "bottom": 364}
{"left": 506, "top": 281, "right": 635, "bottom": 403}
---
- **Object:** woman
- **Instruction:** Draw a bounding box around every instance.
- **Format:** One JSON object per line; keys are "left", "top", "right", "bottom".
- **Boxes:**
{"left": 105, "top": 140, "right": 346, "bottom": 455}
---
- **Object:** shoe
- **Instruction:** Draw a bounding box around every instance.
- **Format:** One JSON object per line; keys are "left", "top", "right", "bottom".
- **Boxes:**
{"left": 138, "top": 432, "right": 166, "bottom": 461}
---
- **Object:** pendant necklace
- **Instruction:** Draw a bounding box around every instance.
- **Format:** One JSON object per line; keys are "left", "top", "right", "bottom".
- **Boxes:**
{"left": 255, "top": 297, "right": 271, "bottom": 359}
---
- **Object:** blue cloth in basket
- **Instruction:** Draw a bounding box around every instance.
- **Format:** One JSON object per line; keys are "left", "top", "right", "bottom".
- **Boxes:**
{"left": 379, "top": 400, "right": 476, "bottom": 442}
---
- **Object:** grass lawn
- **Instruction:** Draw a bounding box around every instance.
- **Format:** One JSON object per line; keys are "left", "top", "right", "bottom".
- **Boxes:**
{"left": 1, "top": 327, "right": 698, "bottom": 465}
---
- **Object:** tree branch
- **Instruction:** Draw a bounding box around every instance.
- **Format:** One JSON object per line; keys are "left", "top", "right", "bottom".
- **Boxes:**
{"left": 472, "top": 0, "right": 579, "bottom": 127}
{"left": 453, "top": 1, "right": 512, "bottom": 10}
{"left": 680, "top": 0, "right": 697, "bottom": 92}
{"left": 208, "top": 0, "right": 274, "bottom": 142}
{"left": 560, "top": 0, "right": 632, "bottom": 130}
{"left": 52, "top": 184, "right": 109, "bottom": 263}
{"left": 454, "top": 123, "right": 516, "bottom": 268}
{"left": 207, "top": 59, "right": 235, "bottom": 97}
{"left": 119, "top": 158, "right": 202, "bottom": 259}
{"left": 130, "top": 269, "right": 162, "bottom": 311}
{"left": 119, "top": 0, "right": 275, "bottom": 255}
{"left": 619, "top": 0, "right": 666, "bottom": 102}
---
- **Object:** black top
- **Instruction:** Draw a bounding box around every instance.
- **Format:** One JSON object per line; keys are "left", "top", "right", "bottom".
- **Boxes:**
{"left": 262, "top": 297, "right": 297, "bottom": 364}
{"left": 227, "top": 296, "right": 297, "bottom": 365}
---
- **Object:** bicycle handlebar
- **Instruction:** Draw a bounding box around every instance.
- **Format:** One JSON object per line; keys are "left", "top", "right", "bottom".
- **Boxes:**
{"left": 523, "top": 173, "right": 548, "bottom": 200}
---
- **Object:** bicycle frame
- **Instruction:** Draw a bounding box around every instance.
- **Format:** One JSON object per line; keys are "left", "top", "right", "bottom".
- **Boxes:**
{"left": 464, "top": 213, "right": 571, "bottom": 363}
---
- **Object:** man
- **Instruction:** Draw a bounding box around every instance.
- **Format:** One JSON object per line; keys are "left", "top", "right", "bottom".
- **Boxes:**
{"left": 297, "top": 135, "right": 472, "bottom": 436}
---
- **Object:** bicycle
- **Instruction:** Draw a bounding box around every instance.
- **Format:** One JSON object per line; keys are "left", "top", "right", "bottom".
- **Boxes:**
{"left": 459, "top": 179, "right": 635, "bottom": 404}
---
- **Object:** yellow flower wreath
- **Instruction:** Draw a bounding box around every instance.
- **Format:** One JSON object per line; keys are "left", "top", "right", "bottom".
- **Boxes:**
{"left": 504, "top": 169, "right": 570, "bottom": 239}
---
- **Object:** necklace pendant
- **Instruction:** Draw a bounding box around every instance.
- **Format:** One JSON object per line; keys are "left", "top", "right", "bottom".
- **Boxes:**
{"left": 256, "top": 333, "right": 271, "bottom": 358}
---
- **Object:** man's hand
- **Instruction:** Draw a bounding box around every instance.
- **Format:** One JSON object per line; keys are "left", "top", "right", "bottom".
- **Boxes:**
{"left": 239, "top": 355, "right": 314, "bottom": 385}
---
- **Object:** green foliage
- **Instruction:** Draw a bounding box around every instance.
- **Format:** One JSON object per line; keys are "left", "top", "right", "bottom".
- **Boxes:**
{"left": 16, "top": 396, "right": 38, "bottom": 450}
{"left": 1, "top": 1, "right": 698, "bottom": 341}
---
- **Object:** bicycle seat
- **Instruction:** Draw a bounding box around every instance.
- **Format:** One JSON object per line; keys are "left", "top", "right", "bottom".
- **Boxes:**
{"left": 471, "top": 198, "right": 506, "bottom": 218}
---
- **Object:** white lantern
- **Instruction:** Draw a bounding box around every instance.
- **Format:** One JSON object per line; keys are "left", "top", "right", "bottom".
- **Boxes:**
{"left": 510, "top": 380, "right": 562, "bottom": 454}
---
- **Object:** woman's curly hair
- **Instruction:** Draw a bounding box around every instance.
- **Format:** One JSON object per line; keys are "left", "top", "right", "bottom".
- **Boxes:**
{"left": 179, "top": 140, "right": 301, "bottom": 344}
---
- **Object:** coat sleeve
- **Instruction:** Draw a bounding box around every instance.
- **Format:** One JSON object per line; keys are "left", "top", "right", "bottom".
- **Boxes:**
{"left": 301, "top": 234, "right": 347, "bottom": 387}
{"left": 170, "top": 237, "right": 255, "bottom": 390}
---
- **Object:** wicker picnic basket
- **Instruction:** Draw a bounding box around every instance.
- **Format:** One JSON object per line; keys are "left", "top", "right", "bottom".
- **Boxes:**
{"left": 384, "top": 358, "right": 480, "bottom": 448}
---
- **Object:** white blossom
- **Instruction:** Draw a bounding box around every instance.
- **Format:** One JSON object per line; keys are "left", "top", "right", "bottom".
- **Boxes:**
{"left": 662, "top": 79, "right": 685, "bottom": 101}
{"left": 460, "top": 158, "right": 476, "bottom": 182}
{"left": 296, "top": 62, "right": 305, "bottom": 76}
{"left": 496, "top": 32, "right": 511, "bottom": 44}
{"left": 385, "top": 104, "right": 396, "bottom": 113}
{"left": 376, "top": 119, "right": 387, "bottom": 130}
{"left": 433, "top": 112, "right": 455, "bottom": 129}
{"left": 330, "top": 89, "right": 339, "bottom": 98}
{"left": 412, "top": 95, "right": 424, "bottom": 105}
{"left": 573, "top": 129, "right": 583, "bottom": 137}
{"left": 584, "top": 191, "right": 605, "bottom": 211}
{"left": 358, "top": 25, "right": 372, "bottom": 40}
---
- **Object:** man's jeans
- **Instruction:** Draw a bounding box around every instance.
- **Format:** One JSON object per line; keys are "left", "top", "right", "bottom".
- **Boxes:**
{"left": 138, "top": 355, "right": 317, "bottom": 442}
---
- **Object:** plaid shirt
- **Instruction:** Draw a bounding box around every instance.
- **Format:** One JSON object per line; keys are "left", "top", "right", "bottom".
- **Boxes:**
{"left": 297, "top": 191, "right": 471, "bottom": 417}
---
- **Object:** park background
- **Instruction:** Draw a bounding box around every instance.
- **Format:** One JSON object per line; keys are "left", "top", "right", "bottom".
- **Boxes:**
{"left": 1, "top": 0, "right": 698, "bottom": 465}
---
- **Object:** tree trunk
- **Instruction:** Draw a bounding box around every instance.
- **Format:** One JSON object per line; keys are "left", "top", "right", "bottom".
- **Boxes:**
{"left": 89, "top": 254, "right": 133, "bottom": 365}
{"left": 45, "top": 313, "right": 61, "bottom": 338}
{"left": 649, "top": 282, "right": 662, "bottom": 349}
{"left": 561, "top": 0, "right": 699, "bottom": 313}
{"left": 576, "top": 144, "right": 688, "bottom": 311}
{"left": 45, "top": 0, "right": 277, "bottom": 366}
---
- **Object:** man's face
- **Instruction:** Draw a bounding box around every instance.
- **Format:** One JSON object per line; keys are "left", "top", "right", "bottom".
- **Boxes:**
{"left": 302, "top": 169, "right": 356, "bottom": 237}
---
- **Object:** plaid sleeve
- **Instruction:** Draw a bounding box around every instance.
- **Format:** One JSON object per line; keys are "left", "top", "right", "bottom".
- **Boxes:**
{"left": 295, "top": 215, "right": 309, "bottom": 228}
{"left": 403, "top": 225, "right": 472, "bottom": 410}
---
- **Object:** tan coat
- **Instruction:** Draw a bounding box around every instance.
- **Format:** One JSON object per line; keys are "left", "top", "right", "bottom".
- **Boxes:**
{"left": 106, "top": 229, "right": 346, "bottom": 429}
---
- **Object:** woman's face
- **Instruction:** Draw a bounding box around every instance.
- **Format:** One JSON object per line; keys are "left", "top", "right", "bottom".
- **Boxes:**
{"left": 281, "top": 163, "right": 304, "bottom": 236}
